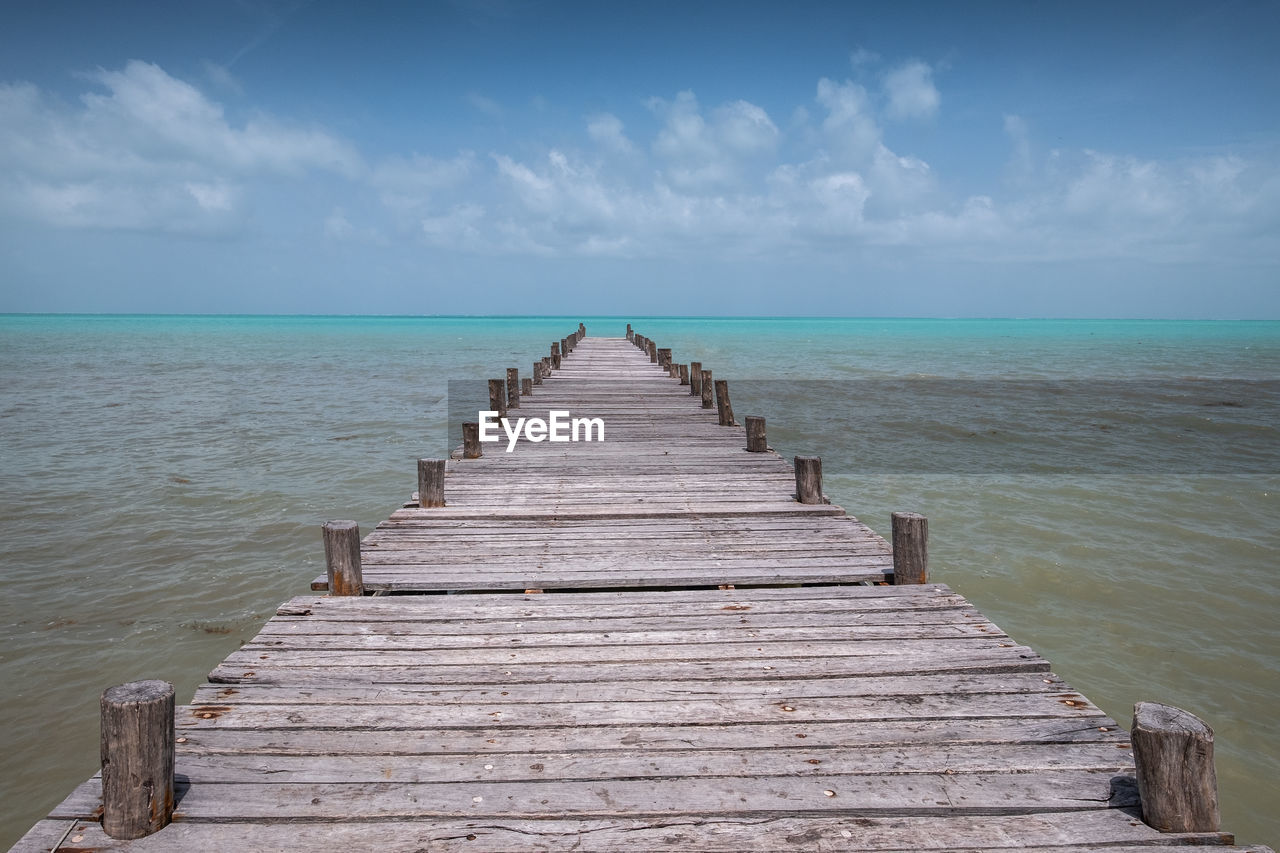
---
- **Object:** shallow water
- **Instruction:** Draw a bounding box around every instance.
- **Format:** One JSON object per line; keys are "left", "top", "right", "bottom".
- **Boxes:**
{"left": 1, "top": 315, "right": 1276, "bottom": 847}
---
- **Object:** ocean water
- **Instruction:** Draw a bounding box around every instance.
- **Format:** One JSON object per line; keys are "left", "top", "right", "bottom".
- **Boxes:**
{"left": 0, "top": 315, "right": 1276, "bottom": 847}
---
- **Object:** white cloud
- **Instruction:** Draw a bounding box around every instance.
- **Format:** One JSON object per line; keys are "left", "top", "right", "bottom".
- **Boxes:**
{"left": 850, "top": 47, "right": 881, "bottom": 67}
{"left": 815, "top": 78, "right": 881, "bottom": 160}
{"left": 372, "top": 152, "right": 475, "bottom": 214}
{"left": 0, "top": 61, "right": 361, "bottom": 233}
{"left": 586, "top": 113, "right": 634, "bottom": 155}
{"left": 466, "top": 91, "right": 503, "bottom": 118}
{"left": 883, "top": 60, "right": 940, "bottom": 120}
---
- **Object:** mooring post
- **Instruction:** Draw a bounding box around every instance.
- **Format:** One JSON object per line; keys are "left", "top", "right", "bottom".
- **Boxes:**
{"left": 1131, "top": 702, "right": 1220, "bottom": 832}
{"left": 649, "top": 340, "right": 658, "bottom": 364}
{"left": 418, "top": 458, "right": 446, "bottom": 507}
{"left": 679, "top": 363, "right": 690, "bottom": 385}
{"left": 551, "top": 342, "right": 561, "bottom": 370}
{"left": 100, "top": 679, "right": 175, "bottom": 840}
{"left": 700, "top": 370, "right": 714, "bottom": 408}
{"left": 658, "top": 348, "right": 671, "bottom": 370}
{"left": 626, "top": 323, "right": 633, "bottom": 341}
{"left": 521, "top": 377, "right": 532, "bottom": 396}
{"left": 746, "top": 415, "right": 767, "bottom": 451}
{"left": 532, "top": 361, "right": 543, "bottom": 385}
{"left": 506, "top": 367, "right": 520, "bottom": 409}
{"left": 562, "top": 337, "right": 570, "bottom": 358}
{"left": 462, "top": 422, "right": 482, "bottom": 459}
{"left": 690, "top": 362, "right": 702, "bottom": 397}
{"left": 714, "top": 379, "right": 736, "bottom": 425}
{"left": 891, "top": 512, "right": 928, "bottom": 584}
{"left": 488, "top": 378, "right": 507, "bottom": 419}
{"left": 794, "top": 456, "right": 823, "bottom": 504}
{"left": 322, "top": 520, "right": 363, "bottom": 596}
{"left": 670, "top": 362, "right": 679, "bottom": 379}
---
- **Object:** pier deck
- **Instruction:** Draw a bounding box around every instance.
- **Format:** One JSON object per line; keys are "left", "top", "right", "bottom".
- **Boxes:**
{"left": 11, "top": 335, "right": 1268, "bottom": 851}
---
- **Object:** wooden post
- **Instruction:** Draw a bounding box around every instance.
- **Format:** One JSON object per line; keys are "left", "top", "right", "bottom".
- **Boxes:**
{"left": 657, "top": 348, "right": 671, "bottom": 369}
{"left": 689, "top": 362, "right": 702, "bottom": 396}
{"left": 322, "top": 520, "right": 363, "bottom": 596}
{"left": 100, "top": 680, "right": 175, "bottom": 839}
{"left": 649, "top": 340, "right": 658, "bottom": 363}
{"left": 561, "top": 337, "right": 569, "bottom": 358}
{"left": 506, "top": 367, "right": 520, "bottom": 409}
{"left": 418, "top": 458, "right": 446, "bottom": 507}
{"left": 488, "top": 378, "right": 507, "bottom": 419}
{"left": 1131, "top": 702, "right": 1220, "bottom": 832}
{"left": 746, "top": 415, "right": 767, "bottom": 451}
{"left": 714, "top": 379, "right": 736, "bottom": 426}
{"left": 700, "top": 370, "right": 714, "bottom": 408}
{"left": 794, "top": 456, "right": 823, "bottom": 504}
{"left": 626, "top": 323, "right": 633, "bottom": 341}
{"left": 462, "top": 422, "right": 482, "bottom": 459}
{"left": 532, "top": 361, "right": 543, "bottom": 385}
{"left": 679, "top": 363, "right": 689, "bottom": 385}
{"left": 521, "top": 377, "right": 532, "bottom": 396}
{"left": 669, "top": 362, "right": 679, "bottom": 379}
{"left": 891, "top": 512, "right": 928, "bottom": 584}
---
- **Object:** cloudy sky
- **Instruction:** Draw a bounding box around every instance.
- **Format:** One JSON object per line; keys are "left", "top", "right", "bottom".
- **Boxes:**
{"left": 1, "top": 0, "right": 1277, "bottom": 316}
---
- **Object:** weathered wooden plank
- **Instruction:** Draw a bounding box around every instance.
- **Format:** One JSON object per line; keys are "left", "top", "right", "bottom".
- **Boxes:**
{"left": 14, "top": 813, "right": 1256, "bottom": 853}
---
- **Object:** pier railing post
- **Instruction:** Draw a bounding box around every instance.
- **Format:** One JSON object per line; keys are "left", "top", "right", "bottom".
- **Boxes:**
{"left": 891, "top": 512, "right": 928, "bottom": 584}
{"left": 746, "top": 415, "right": 767, "bottom": 451}
{"left": 322, "top": 520, "right": 363, "bottom": 596}
{"left": 626, "top": 323, "right": 633, "bottom": 341}
{"left": 532, "top": 361, "right": 543, "bottom": 385}
{"left": 100, "top": 679, "right": 175, "bottom": 840}
{"left": 488, "top": 378, "right": 508, "bottom": 419}
{"left": 689, "top": 362, "right": 702, "bottom": 396}
{"left": 794, "top": 456, "right": 823, "bottom": 504}
{"left": 714, "top": 379, "right": 736, "bottom": 426}
{"left": 562, "top": 337, "right": 570, "bottom": 357}
{"left": 462, "top": 422, "right": 482, "bottom": 459}
{"left": 506, "top": 368, "right": 520, "bottom": 409}
{"left": 418, "top": 458, "right": 446, "bottom": 507}
{"left": 679, "top": 363, "right": 689, "bottom": 385}
{"left": 521, "top": 377, "right": 532, "bottom": 396}
{"left": 1132, "top": 702, "right": 1220, "bottom": 832}
{"left": 700, "top": 370, "right": 714, "bottom": 408}
{"left": 658, "top": 348, "right": 671, "bottom": 370}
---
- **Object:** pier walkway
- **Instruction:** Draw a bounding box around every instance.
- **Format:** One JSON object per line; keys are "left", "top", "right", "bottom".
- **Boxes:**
{"left": 11, "top": 333, "right": 1268, "bottom": 851}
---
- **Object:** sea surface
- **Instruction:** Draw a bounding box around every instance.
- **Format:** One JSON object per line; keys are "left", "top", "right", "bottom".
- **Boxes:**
{"left": 0, "top": 315, "right": 1276, "bottom": 847}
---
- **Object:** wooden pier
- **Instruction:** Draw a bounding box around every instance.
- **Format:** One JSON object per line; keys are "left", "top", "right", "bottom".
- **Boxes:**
{"left": 11, "top": 328, "right": 1269, "bottom": 851}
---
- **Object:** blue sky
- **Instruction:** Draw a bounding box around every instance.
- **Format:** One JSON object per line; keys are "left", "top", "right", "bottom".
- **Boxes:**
{"left": 1, "top": 0, "right": 1277, "bottom": 317}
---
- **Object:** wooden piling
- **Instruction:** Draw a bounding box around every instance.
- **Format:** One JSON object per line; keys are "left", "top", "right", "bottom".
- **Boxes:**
{"left": 746, "top": 415, "right": 767, "bottom": 451}
{"left": 689, "top": 362, "right": 702, "bottom": 397}
{"left": 418, "top": 458, "right": 446, "bottom": 508}
{"left": 551, "top": 342, "right": 561, "bottom": 370}
{"left": 700, "top": 369, "right": 714, "bottom": 408}
{"left": 794, "top": 456, "right": 823, "bottom": 504}
{"left": 521, "top": 377, "right": 532, "bottom": 396}
{"left": 891, "top": 512, "right": 929, "bottom": 585}
{"left": 506, "top": 368, "right": 520, "bottom": 409}
{"left": 1131, "top": 702, "right": 1220, "bottom": 832}
{"left": 100, "top": 679, "right": 175, "bottom": 840}
{"left": 714, "top": 379, "right": 736, "bottom": 426}
{"left": 462, "top": 422, "right": 481, "bottom": 459}
{"left": 626, "top": 323, "right": 633, "bottom": 341}
{"left": 488, "top": 378, "right": 507, "bottom": 418}
{"left": 679, "top": 363, "right": 689, "bottom": 385}
{"left": 532, "top": 361, "right": 543, "bottom": 385}
{"left": 322, "top": 520, "right": 363, "bottom": 596}
{"left": 648, "top": 340, "right": 658, "bottom": 363}
{"left": 657, "top": 348, "right": 671, "bottom": 370}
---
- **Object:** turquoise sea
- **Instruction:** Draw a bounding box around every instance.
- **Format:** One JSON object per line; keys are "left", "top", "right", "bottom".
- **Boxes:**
{"left": 0, "top": 315, "right": 1277, "bottom": 847}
